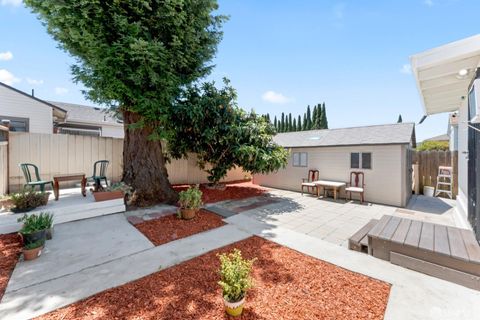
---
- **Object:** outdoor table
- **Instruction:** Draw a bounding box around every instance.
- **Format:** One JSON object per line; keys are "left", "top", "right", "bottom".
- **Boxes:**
{"left": 53, "top": 173, "right": 87, "bottom": 201}
{"left": 313, "top": 180, "right": 346, "bottom": 200}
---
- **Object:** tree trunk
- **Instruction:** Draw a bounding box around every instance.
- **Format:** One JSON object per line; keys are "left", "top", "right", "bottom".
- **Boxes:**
{"left": 122, "top": 110, "right": 178, "bottom": 206}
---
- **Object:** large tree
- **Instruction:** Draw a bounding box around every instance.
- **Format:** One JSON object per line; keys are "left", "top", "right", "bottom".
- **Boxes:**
{"left": 25, "top": 0, "right": 227, "bottom": 206}
{"left": 168, "top": 80, "right": 288, "bottom": 184}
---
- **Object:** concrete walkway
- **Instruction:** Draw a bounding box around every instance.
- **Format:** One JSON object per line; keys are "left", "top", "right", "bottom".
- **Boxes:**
{"left": 225, "top": 213, "right": 480, "bottom": 320}
{"left": 0, "top": 217, "right": 250, "bottom": 320}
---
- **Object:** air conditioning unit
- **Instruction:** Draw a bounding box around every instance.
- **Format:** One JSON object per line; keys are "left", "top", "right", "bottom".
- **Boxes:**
{"left": 469, "top": 78, "right": 480, "bottom": 124}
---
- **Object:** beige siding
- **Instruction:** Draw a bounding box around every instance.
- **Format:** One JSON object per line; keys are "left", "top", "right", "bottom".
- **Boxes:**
{"left": 8, "top": 132, "right": 249, "bottom": 191}
{"left": 101, "top": 124, "right": 124, "bottom": 138}
{"left": 254, "top": 144, "right": 405, "bottom": 207}
{"left": 0, "top": 85, "right": 53, "bottom": 134}
{"left": 0, "top": 142, "right": 7, "bottom": 195}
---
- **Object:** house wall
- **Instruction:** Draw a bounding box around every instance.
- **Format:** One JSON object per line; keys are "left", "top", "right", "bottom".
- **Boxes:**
{"left": 253, "top": 144, "right": 405, "bottom": 207}
{"left": 101, "top": 124, "right": 124, "bottom": 139}
{"left": 456, "top": 99, "right": 470, "bottom": 227}
{"left": 8, "top": 132, "right": 249, "bottom": 191}
{"left": 0, "top": 85, "right": 53, "bottom": 134}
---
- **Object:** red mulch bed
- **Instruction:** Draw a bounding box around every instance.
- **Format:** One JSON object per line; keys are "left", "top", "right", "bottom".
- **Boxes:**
{"left": 173, "top": 181, "right": 267, "bottom": 204}
{"left": 135, "top": 209, "right": 225, "bottom": 246}
{"left": 0, "top": 233, "right": 22, "bottom": 300}
{"left": 38, "top": 236, "right": 390, "bottom": 320}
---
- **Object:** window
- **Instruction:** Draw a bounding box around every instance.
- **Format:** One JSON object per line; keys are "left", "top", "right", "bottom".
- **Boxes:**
{"left": 351, "top": 152, "right": 372, "bottom": 169}
{"left": 293, "top": 152, "right": 308, "bottom": 167}
{"left": 0, "top": 116, "right": 29, "bottom": 132}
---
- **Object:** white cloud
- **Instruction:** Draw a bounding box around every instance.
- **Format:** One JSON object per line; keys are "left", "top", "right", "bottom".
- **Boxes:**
{"left": 0, "top": 69, "right": 20, "bottom": 85}
{"left": 261, "top": 90, "right": 292, "bottom": 104}
{"left": 0, "top": 51, "right": 13, "bottom": 61}
{"left": 54, "top": 87, "right": 69, "bottom": 95}
{"left": 26, "top": 78, "right": 44, "bottom": 85}
{"left": 0, "top": 0, "right": 22, "bottom": 7}
{"left": 424, "top": 0, "right": 434, "bottom": 6}
{"left": 400, "top": 64, "right": 412, "bottom": 74}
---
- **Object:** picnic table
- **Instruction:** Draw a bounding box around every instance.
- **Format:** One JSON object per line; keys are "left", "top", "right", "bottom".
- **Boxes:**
{"left": 53, "top": 173, "right": 87, "bottom": 201}
{"left": 313, "top": 180, "right": 346, "bottom": 200}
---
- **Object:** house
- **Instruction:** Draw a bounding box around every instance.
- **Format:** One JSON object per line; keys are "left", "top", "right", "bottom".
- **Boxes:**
{"left": 254, "top": 122, "right": 416, "bottom": 207}
{"left": 0, "top": 82, "right": 124, "bottom": 138}
{"left": 411, "top": 33, "right": 480, "bottom": 240}
{"left": 448, "top": 112, "right": 459, "bottom": 151}
{"left": 422, "top": 133, "right": 449, "bottom": 143}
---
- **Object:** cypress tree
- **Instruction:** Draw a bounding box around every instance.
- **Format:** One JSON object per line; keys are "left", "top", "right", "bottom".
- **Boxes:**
{"left": 320, "top": 103, "right": 328, "bottom": 129}
{"left": 397, "top": 114, "right": 403, "bottom": 123}
{"left": 288, "top": 113, "right": 292, "bottom": 132}
{"left": 293, "top": 118, "right": 297, "bottom": 131}
{"left": 281, "top": 112, "right": 285, "bottom": 132}
{"left": 303, "top": 113, "right": 307, "bottom": 130}
{"left": 274, "top": 116, "right": 277, "bottom": 130}
{"left": 306, "top": 105, "right": 312, "bottom": 130}
{"left": 297, "top": 115, "right": 302, "bottom": 131}
{"left": 312, "top": 105, "right": 318, "bottom": 129}
{"left": 266, "top": 113, "right": 270, "bottom": 122}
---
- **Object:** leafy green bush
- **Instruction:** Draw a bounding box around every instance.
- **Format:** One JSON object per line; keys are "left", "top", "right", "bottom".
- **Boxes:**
{"left": 10, "top": 191, "right": 49, "bottom": 212}
{"left": 178, "top": 186, "right": 203, "bottom": 210}
{"left": 417, "top": 141, "right": 449, "bottom": 151}
{"left": 17, "top": 213, "right": 48, "bottom": 234}
{"left": 218, "top": 249, "right": 256, "bottom": 303}
{"left": 24, "top": 239, "right": 45, "bottom": 250}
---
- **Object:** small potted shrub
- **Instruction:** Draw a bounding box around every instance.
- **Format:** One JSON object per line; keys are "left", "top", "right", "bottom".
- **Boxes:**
{"left": 10, "top": 190, "right": 50, "bottom": 213}
{"left": 17, "top": 213, "right": 48, "bottom": 245}
{"left": 38, "top": 212, "right": 54, "bottom": 240}
{"left": 218, "top": 249, "right": 256, "bottom": 317}
{"left": 178, "top": 185, "right": 203, "bottom": 220}
{"left": 23, "top": 239, "right": 45, "bottom": 261}
{"left": 92, "top": 182, "right": 131, "bottom": 202}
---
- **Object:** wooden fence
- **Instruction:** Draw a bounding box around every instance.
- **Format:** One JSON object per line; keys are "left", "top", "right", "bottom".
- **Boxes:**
{"left": 7, "top": 132, "right": 248, "bottom": 192}
{"left": 413, "top": 150, "right": 458, "bottom": 198}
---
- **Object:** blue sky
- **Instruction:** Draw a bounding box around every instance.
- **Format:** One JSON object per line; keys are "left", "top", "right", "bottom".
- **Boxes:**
{"left": 0, "top": 0, "right": 478, "bottom": 141}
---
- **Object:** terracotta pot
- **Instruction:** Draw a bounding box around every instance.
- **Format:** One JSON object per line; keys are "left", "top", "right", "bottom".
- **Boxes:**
{"left": 224, "top": 296, "right": 245, "bottom": 317}
{"left": 181, "top": 208, "right": 198, "bottom": 220}
{"left": 23, "top": 245, "right": 44, "bottom": 261}
{"left": 93, "top": 190, "right": 124, "bottom": 202}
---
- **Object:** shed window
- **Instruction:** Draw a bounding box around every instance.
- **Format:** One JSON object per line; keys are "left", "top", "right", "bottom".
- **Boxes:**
{"left": 293, "top": 152, "right": 308, "bottom": 167}
{"left": 351, "top": 152, "right": 372, "bottom": 169}
{"left": 0, "top": 116, "right": 29, "bottom": 132}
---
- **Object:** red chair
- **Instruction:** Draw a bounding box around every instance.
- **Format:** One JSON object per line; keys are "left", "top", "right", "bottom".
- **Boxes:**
{"left": 301, "top": 170, "right": 319, "bottom": 195}
{"left": 345, "top": 171, "right": 365, "bottom": 203}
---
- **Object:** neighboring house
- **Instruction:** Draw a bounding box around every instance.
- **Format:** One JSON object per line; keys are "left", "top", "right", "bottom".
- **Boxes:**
{"left": 448, "top": 112, "right": 459, "bottom": 151}
{"left": 0, "top": 82, "right": 66, "bottom": 134}
{"left": 49, "top": 101, "right": 124, "bottom": 138}
{"left": 254, "top": 122, "right": 416, "bottom": 207}
{"left": 422, "top": 133, "right": 449, "bottom": 143}
{"left": 0, "top": 82, "right": 124, "bottom": 138}
{"left": 411, "top": 33, "right": 480, "bottom": 240}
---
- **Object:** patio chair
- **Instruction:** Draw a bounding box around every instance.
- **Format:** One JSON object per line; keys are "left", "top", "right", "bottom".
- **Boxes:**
{"left": 89, "top": 160, "right": 109, "bottom": 191}
{"left": 301, "top": 169, "right": 319, "bottom": 195}
{"left": 345, "top": 171, "right": 365, "bottom": 203}
{"left": 19, "top": 163, "right": 53, "bottom": 192}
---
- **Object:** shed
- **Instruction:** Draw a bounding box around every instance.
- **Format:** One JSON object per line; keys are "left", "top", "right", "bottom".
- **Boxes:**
{"left": 254, "top": 122, "right": 416, "bottom": 207}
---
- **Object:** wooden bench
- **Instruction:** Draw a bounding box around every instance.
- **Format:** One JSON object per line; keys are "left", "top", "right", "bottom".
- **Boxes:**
{"left": 368, "top": 215, "right": 480, "bottom": 291}
{"left": 348, "top": 219, "right": 379, "bottom": 253}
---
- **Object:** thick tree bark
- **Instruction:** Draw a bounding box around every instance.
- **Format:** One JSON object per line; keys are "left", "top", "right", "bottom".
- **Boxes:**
{"left": 122, "top": 110, "right": 178, "bottom": 206}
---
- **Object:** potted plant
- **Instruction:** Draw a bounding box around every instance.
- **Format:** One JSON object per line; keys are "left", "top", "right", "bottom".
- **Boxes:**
{"left": 10, "top": 190, "right": 50, "bottom": 213}
{"left": 17, "top": 213, "right": 48, "bottom": 245}
{"left": 218, "top": 249, "right": 256, "bottom": 317}
{"left": 178, "top": 185, "right": 203, "bottom": 220}
{"left": 23, "top": 239, "right": 45, "bottom": 261}
{"left": 38, "top": 212, "right": 54, "bottom": 240}
{"left": 92, "top": 182, "right": 132, "bottom": 202}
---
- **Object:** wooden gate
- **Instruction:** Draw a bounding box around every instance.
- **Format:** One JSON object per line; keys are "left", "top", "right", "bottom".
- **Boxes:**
{"left": 412, "top": 150, "right": 458, "bottom": 198}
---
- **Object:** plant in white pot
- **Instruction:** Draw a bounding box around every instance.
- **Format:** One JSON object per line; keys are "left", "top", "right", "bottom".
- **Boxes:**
{"left": 218, "top": 249, "right": 256, "bottom": 317}
{"left": 178, "top": 185, "right": 203, "bottom": 220}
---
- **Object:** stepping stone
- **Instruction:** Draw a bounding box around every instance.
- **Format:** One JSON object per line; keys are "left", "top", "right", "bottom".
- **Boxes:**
{"left": 205, "top": 205, "right": 237, "bottom": 218}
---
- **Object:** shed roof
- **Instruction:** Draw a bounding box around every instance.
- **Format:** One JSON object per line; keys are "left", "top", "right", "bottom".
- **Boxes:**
{"left": 48, "top": 101, "right": 122, "bottom": 126}
{"left": 273, "top": 123, "right": 416, "bottom": 148}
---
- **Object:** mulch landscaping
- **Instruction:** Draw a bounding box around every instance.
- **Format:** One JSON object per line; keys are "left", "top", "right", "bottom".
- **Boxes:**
{"left": 173, "top": 181, "right": 267, "bottom": 204}
{"left": 0, "top": 233, "right": 22, "bottom": 300}
{"left": 135, "top": 209, "right": 225, "bottom": 246}
{"left": 38, "top": 236, "right": 390, "bottom": 320}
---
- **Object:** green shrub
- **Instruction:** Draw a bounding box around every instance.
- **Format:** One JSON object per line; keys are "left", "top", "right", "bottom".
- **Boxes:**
{"left": 218, "top": 249, "right": 256, "bottom": 303}
{"left": 10, "top": 190, "right": 49, "bottom": 212}
{"left": 24, "top": 239, "right": 45, "bottom": 250}
{"left": 17, "top": 212, "right": 53, "bottom": 234}
{"left": 178, "top": 185, "right": 203, "bottom": 210}
{"left": 417, "top": 141, "right": 449, "bottom": 151}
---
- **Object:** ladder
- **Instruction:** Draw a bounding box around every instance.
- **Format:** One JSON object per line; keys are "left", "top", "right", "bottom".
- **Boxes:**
{"left": 435, "top": 166, "right": 453, "bottom": 199}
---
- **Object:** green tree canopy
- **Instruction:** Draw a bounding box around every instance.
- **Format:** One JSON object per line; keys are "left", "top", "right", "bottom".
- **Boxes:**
{"left": 168, "top": 80, "right": 288, "bottom": 184}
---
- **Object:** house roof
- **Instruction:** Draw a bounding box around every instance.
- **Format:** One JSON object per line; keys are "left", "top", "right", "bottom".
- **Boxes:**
{"left": 273, "top": 123, "right": 416, "bottom": 148}
{"left": 48, "top": 101, "right": 122, "bottom": 126}
{"left": 410, "top": 34, "right": 480, "bottom": 115}
{"left": 423, "top": 133, "right": 449, "bottom": 142}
